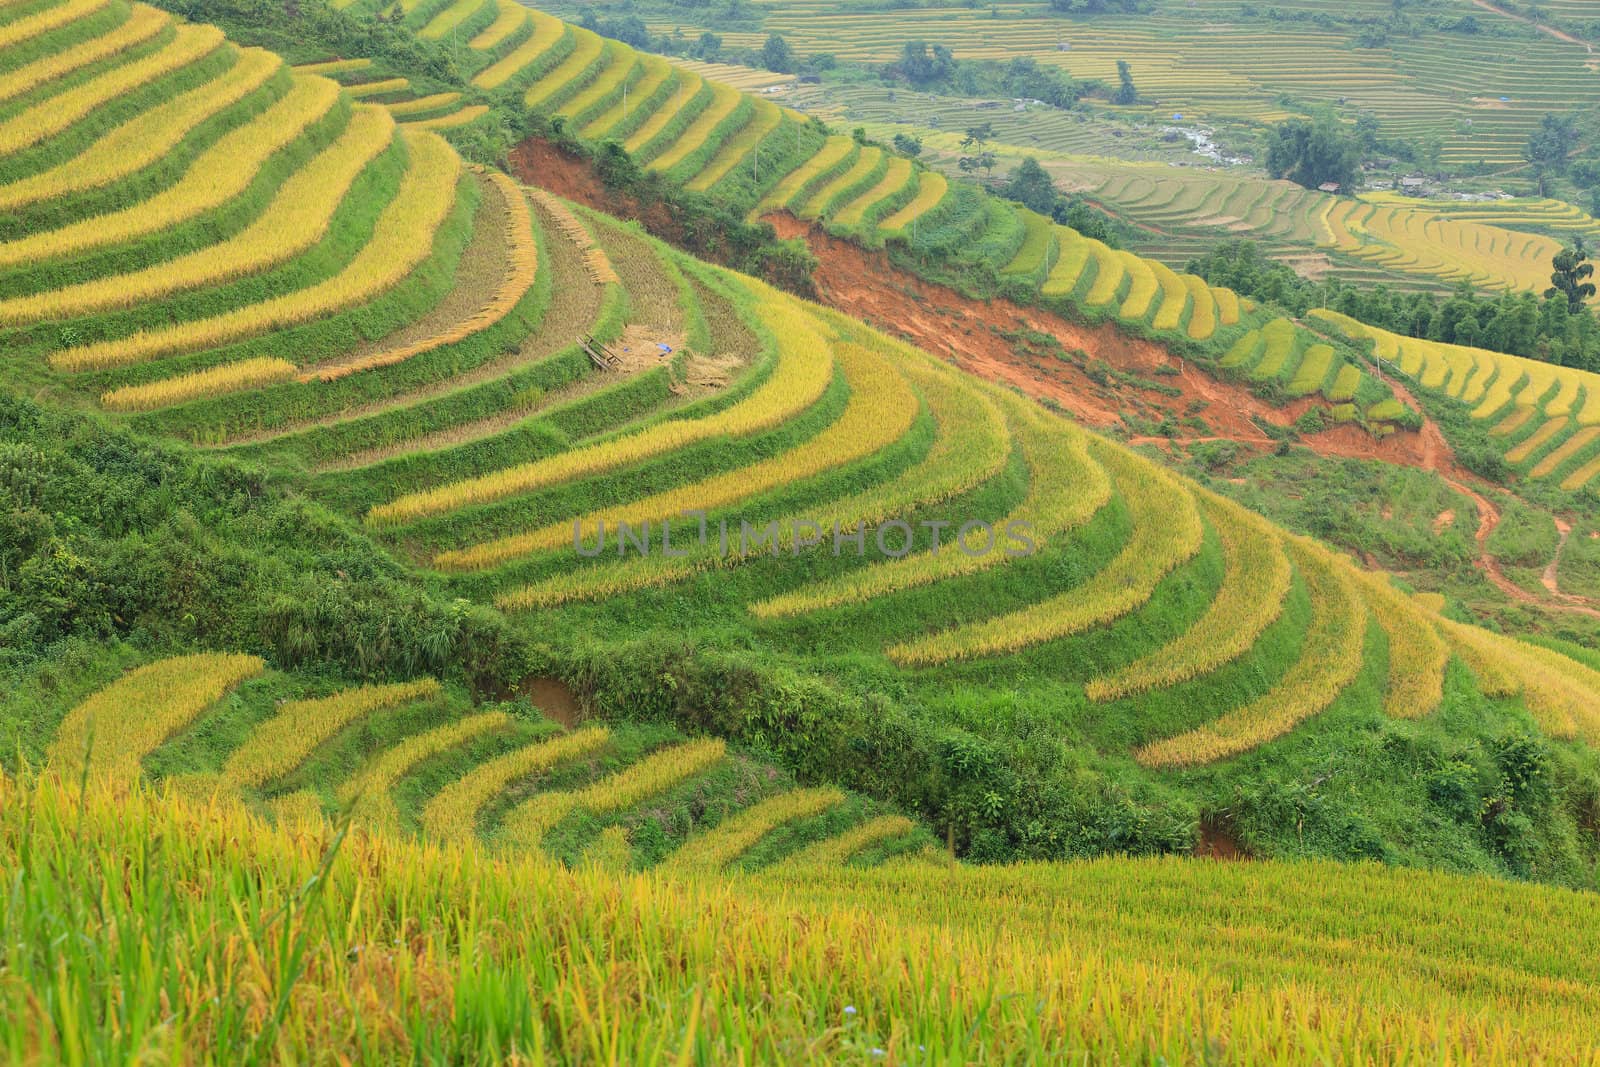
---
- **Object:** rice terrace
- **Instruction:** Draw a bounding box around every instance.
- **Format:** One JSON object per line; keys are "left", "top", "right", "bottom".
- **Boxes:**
{"left": 8, "top": 0, "right": 1600, "bottom": 1059}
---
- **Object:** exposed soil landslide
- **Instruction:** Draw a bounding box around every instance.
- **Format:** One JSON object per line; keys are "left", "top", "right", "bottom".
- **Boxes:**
{"left": 766, "top": 214, "right": 1432, "bottom": 470}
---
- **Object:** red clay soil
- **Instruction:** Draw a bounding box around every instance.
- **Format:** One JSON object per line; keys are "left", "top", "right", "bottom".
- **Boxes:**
{"left": 507, "top": 134, "right": 1422, "bottom": 465}
{"left": 764, "top": 214, "right": 1435, "bottom": 469}
{"left": 1195, "top": 823, "right": 1250, "bottom": 860}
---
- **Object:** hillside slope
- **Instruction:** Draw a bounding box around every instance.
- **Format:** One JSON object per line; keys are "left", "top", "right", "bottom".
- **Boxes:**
{"left": 5, "top": 0, "right": 1600, "bottom": 878}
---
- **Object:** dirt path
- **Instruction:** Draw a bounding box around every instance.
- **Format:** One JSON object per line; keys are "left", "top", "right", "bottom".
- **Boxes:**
{"left": 1382, "top": 376, "right": 1600, "bottom": 616}
{"left": 1469, "top": 0, "right": 1592, "bottom": 51}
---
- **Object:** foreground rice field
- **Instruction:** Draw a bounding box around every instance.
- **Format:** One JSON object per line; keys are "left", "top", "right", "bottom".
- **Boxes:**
{"left": 4, "top": 769, "right": 1600, "bottom": 1061}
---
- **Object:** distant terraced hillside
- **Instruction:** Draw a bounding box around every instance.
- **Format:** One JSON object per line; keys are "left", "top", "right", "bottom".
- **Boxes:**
{"left": 617, "top": 0, "right": 1599, "bottom": 168}
{"left": 8, "top": 0, "right": 1600, "bottom": 799}
{"left": 1047, "top": 158, "right": 1578, "bottom": 296}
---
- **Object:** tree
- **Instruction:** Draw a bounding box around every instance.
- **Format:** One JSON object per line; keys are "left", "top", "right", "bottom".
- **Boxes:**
{"left": 892, "top": 132, "right": 923, "bottom": 157}
{"left": 1004, "top": 157, "right": 1058, "bottom": 215}
{"left": 1526, "top": 113, "right": 1579, "bottom": 173}
{"left": 760, "top": 33, "right": 795, "bottom": 73}
{"left": 888, "top": 40, "right": 956, "bottom": 87}
{"left": 1112, "top": 59, "right": 1137, "bottom": 105}
{"left": 691, "top": 31, "right": 722, "bottom": 61}
{"left": 1264, "top": 112, "right": 1360, "bottom": 192}
{"left": 959, "top": 124, "right": 996, "bottom": 179}
{"left": 961, "top": 123, "right": 994, "bottom": 151}
{"left": 1546, "top": 239, "right": 1596, "bottom": 314}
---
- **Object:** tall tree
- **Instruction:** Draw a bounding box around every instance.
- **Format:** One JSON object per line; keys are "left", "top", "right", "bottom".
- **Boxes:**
{"left": 760, "top": 33, "right": 795, "bottom": 74}
{"left": 1547, "top": 239, "right": 1596, "bottom": 314}
{"left": 1264, "top": 112, "right": 1360, "bottom": 192}
{"left": 1112, "top": 60, "right": 1137, "bottom": 105}
{"left": 1526, "top": 113, "right": 1579, "bottom": 172}
{"left": 1004, "top": 157, "right": 1058, "bottom": 215}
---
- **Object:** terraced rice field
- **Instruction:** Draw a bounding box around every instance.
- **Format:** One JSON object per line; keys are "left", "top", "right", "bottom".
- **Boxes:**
{"left": 10, "top": 764, "right": 1600, "bottom": 1060}
{"left": 1049, "top": 159, "right": 1574, "bottom": 295}
{"left": 645, "top": 0, "right": 1600, "bottom": 166}
{"left": 7, "top": 0, "right": 1600, "bottom": 849}
{"left": 306, "top": 1, "right": 1412, "bottom": 425}
{"left": 1312, "top": 308, "right": 1600, "bottom": 489}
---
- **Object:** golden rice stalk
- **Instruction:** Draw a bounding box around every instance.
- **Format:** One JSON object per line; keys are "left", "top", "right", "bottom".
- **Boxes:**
{"left": 292, "top": 57, "right": 372, "bottom": 75}
{"left": 0, "top": 105, "right": 393, "bottom": 325}
{"left": 0, "top": 0, "right": 110, "bottom": 52}
{"left": 469, "top": 0, "right": 526, "bottom": 50}
{"left": 47, "top": 653, "right": 266, "bottom": 782}
{"left": 499, "top": 737, "right": 727, "bottom": 848}
{"left": 101, "top": 357, "right": 297, "bottom": 412}
{"left": 0, "top": 21, "right": 223, "bottom": 158}
{"left": 384, "top": 91, "right": 460, "bottom": 116}
{"left": 52, "top": 130, "right": 463, "bottom": 372}
{"left": 659, "top": 787, "right": 845, "bottom": 873}
{"left": 305, "top": 171, "right": 537, "bottom": 382}
{"left": 750, "top": 391, "right": 1109, "bottom": 618}
{"left": 345, "top": 76, "right": 409, "bottom": 98}
{"left": 773, "top": 815, "right": 917, "bottom": 869}
{"left": 1354, "top": 572, "right": 1449, "bottom": 719}
{"left": 887, "top": 441, "right": 1203, "bottom": 666}
{"left": 1135, "top": 538, "right": 1367, "bottom": 768}
{"left": 499, "top": 339, "right": 1010, "bottom": 608}
{"left": 0, "top": 2, "right": 168, "bottom": 107}
{"left": 1086, "top": 493, "right": 1292, "bottom": 702}
{"left": 471, "top": 9, "right": 563, "bottom": 90}
{"left": 221, "top": 678, "right": 442, "bottom": 789}
{"left": 420, "top": 726, "right": 609, "bottom": 842}
{"left": 878, "top": 169, "right": 946, "bottom": 233}
{"left": 369, "top": 289, "right": 833, "bottom": 528}
{"left": 459, "top": 335, "right": 916, "bottom": 573}
{"left": 337, "top": 711, "right": 512, "bottom": 833}
{"left": 403, "top": 104, "right": 489, "bottom": 130}
{"left": 0, "top": 74, "right": 342, "bottom": 270}
{"left": 0, "top": 45, "right": 282, "bottom": 212}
